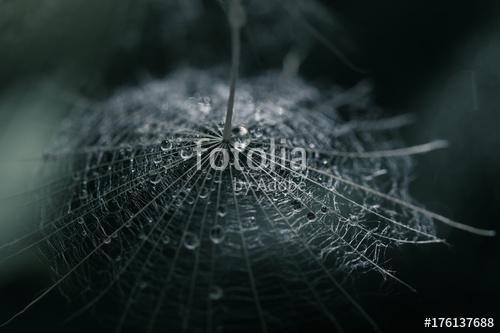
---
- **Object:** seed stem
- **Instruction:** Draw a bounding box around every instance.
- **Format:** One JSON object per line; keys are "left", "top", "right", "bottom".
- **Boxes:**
{"left": 223, "top": 0, "right": 245, "bottom": 142}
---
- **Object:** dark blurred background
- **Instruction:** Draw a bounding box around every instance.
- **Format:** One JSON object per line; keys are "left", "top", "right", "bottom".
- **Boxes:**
{"left": 1, "top": 0, "right": 499, "bottom": 332}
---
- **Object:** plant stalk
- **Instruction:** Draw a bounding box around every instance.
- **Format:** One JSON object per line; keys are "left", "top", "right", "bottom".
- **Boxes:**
{"left": 222, "top": 0, "right": 245, "bottom": 142}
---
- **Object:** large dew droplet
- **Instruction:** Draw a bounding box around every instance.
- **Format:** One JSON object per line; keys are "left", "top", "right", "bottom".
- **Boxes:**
{"left": 232, "top": 126, "right": 251, "bottom": 151}
{"left": 232, "top": 126, "right": 248, "bottom": 137}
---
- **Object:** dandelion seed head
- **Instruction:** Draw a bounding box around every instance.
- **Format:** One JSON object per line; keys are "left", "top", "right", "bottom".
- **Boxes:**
{"left": 32, "top": 68, "right": 438, "bottom": 332}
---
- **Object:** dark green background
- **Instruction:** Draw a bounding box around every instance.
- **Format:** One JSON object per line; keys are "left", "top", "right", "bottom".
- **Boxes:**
{"left": 1, "top": 1, "right": 499, "bottom": 332}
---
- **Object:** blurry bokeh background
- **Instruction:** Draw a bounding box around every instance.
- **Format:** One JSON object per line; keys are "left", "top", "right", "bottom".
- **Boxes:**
{"left": 1, "top": 0, "right": 499, "bottom": 332}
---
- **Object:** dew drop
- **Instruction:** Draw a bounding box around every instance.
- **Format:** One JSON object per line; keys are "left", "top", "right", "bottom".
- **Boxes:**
{"left": 209, "top": 225, "right": 225, "bottom": 244}
{"left": 320, "top": 206, "right": 328, "bottom": 214}
{"left": 149, "top": 170, "right": 162, "bottom": 185}
{"left": 291, "top": 200, "right": 302, "bottom": 211}
{"left": 232, "top": 125, "right": 248, "bottom": 137}
{"left": 186, "top": 195, "right": 195, "bottom": 205}
{"left": 153, "top": 155, "right": 163, "bottom": 165}
{"left": 307, "top": 212, "right": 317, "bottom": 221}
{"left": 199, "top": 187, "right": 210, "bottom": 199}
{"left": 160, "top": 140, "right": 172, "bottom": 151}
{"left": 253, "top": 127, "right": 263, "bottom": 138}
{"left": 233, "top": 126, "right": 251, "bottom": 151}
{"left": 180, "top": 147, "right": 193, "bottom": 160}
{"left": 183, "top": 232, "right": 199, "bottom": 250}
{"left": 209, "top": 285, "right": 223, "bottom": 300}
{"left": 217, "top": 206, "right": 226, "bottom": 217}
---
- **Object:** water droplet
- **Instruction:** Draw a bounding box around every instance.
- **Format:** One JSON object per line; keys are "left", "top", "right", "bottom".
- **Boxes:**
{"left": 104, "top": 237, "right": 112, "bottom": 244}
{"left": 253, "top": 127, "right": 263, "bottom": 138}
{"left": 291, "top": 200, "right": 302, "bottom": 211}
{"left": 186, "top": 196, "right": 195, "bottom": 205}
{"left": 209, "top": 225, "right": 225, "bottom": 244}
{"left": 320, "top": 206, "right": 328, "bottom": 214}
{"left": 77, "top": 217, "right": 85, "bottom": 225}
{"left": 209, "top": 285, "right": 223, "bottom": 300}
{"left": 153, "top": 155, "right": 163, "bottom": 165}
{"left": 199, "top": 187, "right": 209, "bottom": 199}
{"left": 217, "top": 206, "right": 226, "bottom": 217}
{"left": 183, "top": 232, "right": 199, "bottom": 250}
{"left": 160, "top": 140, "right": 172, "bottom": 151}
{"left": 180, "top": 147, "right": 193, "bottom": 160}
{"left": 307, "top": 212, "right": 317, "bottom": 221}
{"left": 232, "top": 126, "right": 248, "bottom": 137}
{"left": 232, "top": 126, "right": 251, "bottom": 151}
{"left": 149, "top": 170, "right": 162, "bottom": 185}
